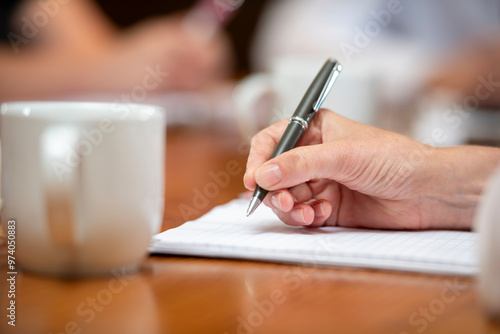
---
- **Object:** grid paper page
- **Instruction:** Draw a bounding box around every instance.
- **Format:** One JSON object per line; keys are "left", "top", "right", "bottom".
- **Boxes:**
{"left": 150, "top": 199, "right": 478, "bottom": 275}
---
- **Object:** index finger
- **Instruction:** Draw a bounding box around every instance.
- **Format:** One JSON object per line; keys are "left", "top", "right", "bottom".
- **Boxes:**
{"left": 243, "top": 118, "right": 289, "bottom": 190}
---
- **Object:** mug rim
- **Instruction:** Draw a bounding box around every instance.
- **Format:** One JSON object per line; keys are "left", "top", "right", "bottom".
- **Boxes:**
{"left": 0, "top": 101, "right": 165, "bottom": 122}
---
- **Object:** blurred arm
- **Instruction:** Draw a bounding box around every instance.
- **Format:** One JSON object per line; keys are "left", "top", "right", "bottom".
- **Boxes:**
{"left": 0, "top": 0, "right": 118, "bottom": 100}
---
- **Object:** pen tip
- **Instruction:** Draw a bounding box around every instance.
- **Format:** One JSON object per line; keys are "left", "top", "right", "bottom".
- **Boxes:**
{"left": 246, "top": 197, "right": 261, "bottom": 217}
{"left": 246, "top": 206, "right": 254, "bottom": 217}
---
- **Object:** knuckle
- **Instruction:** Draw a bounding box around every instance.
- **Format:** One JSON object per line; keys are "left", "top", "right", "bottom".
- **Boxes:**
{"left": 293, "top": 147, "right": 314, "bottom": 174}
{"left": 249, "top": 133, "right": 260, "bottom": 147}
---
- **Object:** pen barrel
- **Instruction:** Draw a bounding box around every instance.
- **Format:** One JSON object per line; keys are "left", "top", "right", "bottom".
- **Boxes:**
{"left": 248, "top": 59, "right": 341, "bottom": 214}
{"left": 270, "top": 122, "right": 305, "bottom": 159}
{"left": 253, "top": 122, "right": 304, "bottom": 202}
{"left": 293, "top": 60, "right": 338, "bottom": 121}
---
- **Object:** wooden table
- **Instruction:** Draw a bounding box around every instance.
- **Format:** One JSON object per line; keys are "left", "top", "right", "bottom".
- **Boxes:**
{"left": 1, "top": 125, "right": 499, "bottom": 334}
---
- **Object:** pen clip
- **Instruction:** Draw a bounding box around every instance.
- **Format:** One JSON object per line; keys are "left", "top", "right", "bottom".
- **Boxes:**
{"left": 312, "top": 63, "right": 343, "bottom": 111}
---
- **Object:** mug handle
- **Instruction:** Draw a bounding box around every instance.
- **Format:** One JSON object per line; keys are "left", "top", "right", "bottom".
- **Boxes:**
{"left": 233, "top": 73, "right": 277, "bottom": 138}
{"left": 40, "top": 126, "right": 81, "bottom": 248}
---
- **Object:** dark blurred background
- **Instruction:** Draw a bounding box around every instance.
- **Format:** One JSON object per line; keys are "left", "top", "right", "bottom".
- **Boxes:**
{"left": 95, "top": 0, "right": 269, "bottom": 74}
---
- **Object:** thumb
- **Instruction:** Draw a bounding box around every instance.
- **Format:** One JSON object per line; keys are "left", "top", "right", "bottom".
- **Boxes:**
{"left": 255, "top": 143, "right": 348, "bottom": 190}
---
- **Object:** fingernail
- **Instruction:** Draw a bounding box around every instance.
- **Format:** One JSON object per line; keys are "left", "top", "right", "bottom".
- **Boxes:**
{"left": 315, "top": 203, "right": 325, "bottom": 217}
{"left": 256, "top": 164, "right": 282, "bottom": 188}
{"left": 290, "top": 208, "right": 306, "bottom": 225}
{"left": 271, "top": 193, "right": 282, "bottom": 210}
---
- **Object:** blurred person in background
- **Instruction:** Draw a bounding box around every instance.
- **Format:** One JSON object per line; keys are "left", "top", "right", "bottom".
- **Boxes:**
{"left": 252, "top": 0, "right": 500, "bottom": 107}
{"left": 0, "top": 0, "right": 237, "bottom": 101}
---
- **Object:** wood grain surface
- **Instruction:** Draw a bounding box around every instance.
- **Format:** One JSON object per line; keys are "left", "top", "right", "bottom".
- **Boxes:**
{"left": 1, "top": 125, "right": 499, "bottom": 334}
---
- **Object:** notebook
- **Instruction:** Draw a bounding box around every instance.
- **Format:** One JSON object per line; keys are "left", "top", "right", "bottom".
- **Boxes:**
{"left": 150, "top": 198, "right": 478, "bottom": 276}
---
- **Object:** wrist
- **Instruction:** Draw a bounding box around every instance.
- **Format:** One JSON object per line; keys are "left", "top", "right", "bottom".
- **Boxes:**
{"left": 421, "top": 146, "right": 500, "bottom": 229}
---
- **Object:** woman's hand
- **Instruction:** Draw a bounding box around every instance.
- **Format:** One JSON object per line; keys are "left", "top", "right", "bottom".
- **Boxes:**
{"left": 244, "top": 109, "right": 500, "bottom": 230}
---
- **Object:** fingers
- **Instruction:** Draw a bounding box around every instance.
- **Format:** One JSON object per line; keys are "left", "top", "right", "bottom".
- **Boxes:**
{"left": 262, "top": 183, "right": 314, "bottom": 213}
{"left": 245, "top": 109, "right": 363, "bottom": 192}
{"left": 242, "top": 109, "right": 358, "bottom": 228}
{"left": 266, "top": 197, "right": 333, "bottom": 227}
{"left": 254, "top": 143, "right": 343, "bottom": 191}
{"left": 243, "top": 109, "right": 337, "bottom": 191}
{"left": 264, "top": 190, "right": 294, "bottom": 212}
{"left": 243, "top": 119, "right": 290, "bottom": 190}
{"left": 262, "top": 186, "right": 334, "bottom": 227}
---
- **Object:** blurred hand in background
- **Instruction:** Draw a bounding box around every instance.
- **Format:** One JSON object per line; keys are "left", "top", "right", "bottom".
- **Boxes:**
{"left": 0, "top": 0, "right": 233, "bottom": 101}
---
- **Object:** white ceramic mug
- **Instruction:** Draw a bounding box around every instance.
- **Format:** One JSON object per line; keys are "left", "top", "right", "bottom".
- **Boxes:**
{"left": 0, "top": 101, "right": 165, "bottom": 276}
{"left": 476, "top": 164, "right": 500, "bottom": 322}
